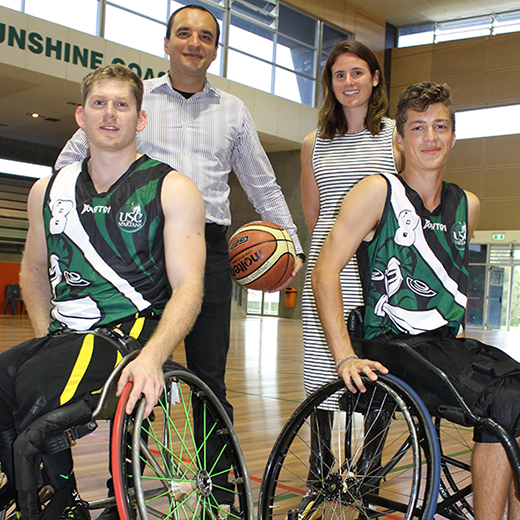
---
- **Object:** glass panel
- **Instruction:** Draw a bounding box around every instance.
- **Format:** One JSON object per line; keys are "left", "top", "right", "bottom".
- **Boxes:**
{"left": 514, "top": 245, "right": 520, "bottom": 264}
{"left": 320, "top": 24, "right": 351, "bottom": 76}
{"left": 321, "top": 23, "right": 350, "bottom": 58}
{"left": 0, "top": 0, "right": 21, "bottom": 10}
{"left": 105, "top": 4, "right": 166, "bottom": 57}
{"left": 489, "top": 245, "right": 512, "bottom": 264}
{"left": 246, "top": 289, "right": 262, "bottom": 314}
{"left": 510, "top": 266, "right": 520, "bottom": 329}
{"left": 456, "top": 105, "right": 520, "bottom": 140}
{"left": 227, "top": 49, "right": 272, "bottom": 92}
{"left": 436, "top": 16, "right": 492, "bottom": 43}
{"left": 487, "top": 266, "right": 510, "bottom": 329}
{"left": 276, "top": 35, "right": 314, "bottom": 76}
{"left": 229, "top": 14, "right": 274, "bottom": 61}
{"left": 25, "top": 0, "right": 98, "bottom": 35}
{"left": 108, "top": 0, "right": 167, "bottom": 20}
{"left": 230, "top": 0, "right": 277, "bottom": 27}
{"left": 467, "top": 265, "right": 486, "bottom": 327}
{"left": 0, "top": 159, "right": 51, "bottom": 179}
{"left": 207, "top": 47, "right": 223, "bottom": 76}
{"left": 468, "top": 243, "right": 487, "bottom": 264}
{"left": 262, "top": 291, "right": 279, "bottom": 315}
{"left": 398, "top": 23, "right": 434, "bottom": 48}
{"left": 274, "top": 67, "right": 314, "bottom": 106}
{"left": 278, "top": 3, "right": 316, "bottom": 47}
{"left": 494, "top": 10, "right": 520, "bottom": 35}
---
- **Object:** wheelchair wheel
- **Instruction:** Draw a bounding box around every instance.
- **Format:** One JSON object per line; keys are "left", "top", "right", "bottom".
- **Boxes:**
{"left": 113, "top": 364, "right": 253, "bottom": 520}
{"left": 434, "top": 417, "right": 474, "bottom": 519}
{"left": 259, "top": 375, "right": 439, "bottom": 520}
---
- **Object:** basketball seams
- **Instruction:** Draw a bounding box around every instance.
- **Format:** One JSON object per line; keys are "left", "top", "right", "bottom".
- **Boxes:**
{"left": 228, "top": 221, "right": 296, "bottom": 291}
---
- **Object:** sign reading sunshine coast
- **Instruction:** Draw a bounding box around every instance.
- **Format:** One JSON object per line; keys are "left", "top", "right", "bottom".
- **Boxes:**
{"left": 0, "top": 6, "right": 168, "bottom": 80}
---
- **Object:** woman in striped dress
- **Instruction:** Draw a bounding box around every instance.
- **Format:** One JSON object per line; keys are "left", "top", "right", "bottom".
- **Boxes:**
{"left": 299, "top": 41, "right": 401, "bottom": 498}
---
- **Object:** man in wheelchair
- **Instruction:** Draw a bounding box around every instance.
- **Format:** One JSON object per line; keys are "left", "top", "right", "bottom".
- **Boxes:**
{"left": 312, "top": 81, "right": 520, "bottom": 520}
{"left": 0, "top": 64, "right": 206, "bottom": 519}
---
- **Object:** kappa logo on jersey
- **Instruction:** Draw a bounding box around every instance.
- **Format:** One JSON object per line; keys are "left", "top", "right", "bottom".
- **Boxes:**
{"left": 81, "top": 204, "right": 111, "bottom": 214}
{"left": 117, "top": 202, "right": 146, "bottom": 233}
{"left": 451, "top": 221, "right": 467, "bottom": 249}
{"left": 423, "top": 220, "right": 447, "bottom": 232}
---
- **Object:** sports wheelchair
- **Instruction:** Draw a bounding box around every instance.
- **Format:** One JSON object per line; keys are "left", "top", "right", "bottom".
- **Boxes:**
{"left": 0, "top": 329, "right": 253, "bottom": 520}
{"left": 258, "top": 308, "right": 520, "bottom": 520}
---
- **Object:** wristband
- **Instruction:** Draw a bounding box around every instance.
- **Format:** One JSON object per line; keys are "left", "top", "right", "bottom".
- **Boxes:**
{"left": 335, "top": 354, "right": 358, "bottom": 373}
{"left": 296, "top": 253, "right": 306, "bottom": 263}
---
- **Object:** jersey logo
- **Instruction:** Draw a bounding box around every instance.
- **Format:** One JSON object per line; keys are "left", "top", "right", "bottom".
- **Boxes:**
{"left": 451, "top": 222, "right": 467, "bottom": 249}
{"left": 117, "top": 202, "right": 146, "bottom": 233}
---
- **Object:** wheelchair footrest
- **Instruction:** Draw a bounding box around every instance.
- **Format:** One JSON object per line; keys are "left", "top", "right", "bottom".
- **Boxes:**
{"left": 40, "top": 421, "right": 98, "bottom": 455}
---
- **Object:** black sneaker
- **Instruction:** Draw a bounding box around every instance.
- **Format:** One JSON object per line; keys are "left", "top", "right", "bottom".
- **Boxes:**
{"left": 60, "top": 500, "right": 91, "bottom": 520}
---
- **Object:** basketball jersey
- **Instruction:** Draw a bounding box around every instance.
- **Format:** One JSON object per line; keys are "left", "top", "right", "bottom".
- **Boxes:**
{"left": 357, "top": 172, "right": 469, "bottom": 339}
{"left": 44, "top": 155, "right": 171, "bottom": 331}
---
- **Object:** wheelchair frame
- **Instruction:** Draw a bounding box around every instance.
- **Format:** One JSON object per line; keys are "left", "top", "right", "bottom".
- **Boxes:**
{"left": 0, "top": 330, "right": 253, "bottom": 520}
{"left": 258, "top": 338, "right": 520, "bottom": 520}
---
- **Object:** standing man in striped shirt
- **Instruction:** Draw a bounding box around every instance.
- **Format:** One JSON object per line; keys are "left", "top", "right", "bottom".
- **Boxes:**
{"left": 56, "top": 4, "right": 304, "bottom": 519}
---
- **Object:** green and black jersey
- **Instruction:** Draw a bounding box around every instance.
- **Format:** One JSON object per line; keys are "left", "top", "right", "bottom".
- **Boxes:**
{"left": 44, "top": 155, "right": 172, "bottom": 331}
{"left": 357, "top": 172, "right": 469, "bottom": 339}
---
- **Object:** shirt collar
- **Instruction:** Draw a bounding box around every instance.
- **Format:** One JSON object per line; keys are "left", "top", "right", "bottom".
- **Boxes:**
{"left": 150, "top": 74, "right": 220, "bottom": 100}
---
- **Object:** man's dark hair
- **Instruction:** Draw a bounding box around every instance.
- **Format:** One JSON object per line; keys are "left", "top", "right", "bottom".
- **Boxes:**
{"left": 395, "top": 81, "right": 455, "bottom": 136}
{"left": 166, "top": 4, "right": 220, "bottom": 48}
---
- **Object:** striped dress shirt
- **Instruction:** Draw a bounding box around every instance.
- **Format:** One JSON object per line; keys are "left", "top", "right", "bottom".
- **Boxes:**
{"left": 56, "top": 75, "right": 302, "bottom": 254}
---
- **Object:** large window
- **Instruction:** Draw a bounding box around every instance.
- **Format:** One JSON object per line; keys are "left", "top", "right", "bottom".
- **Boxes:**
{"left": 0, "top": 0, "right": 351, "bottom": 107}
{"left": 456, "top": 105, "right": 520, "bottom": 140}
{"left": 468, "top": 243, "right": 520, "bottom": 331}
{"left": 24, "top": 0, "right": 99, "bottom": 35}
{"left": 398, "top": 9, "right": 520, "bottom": 48}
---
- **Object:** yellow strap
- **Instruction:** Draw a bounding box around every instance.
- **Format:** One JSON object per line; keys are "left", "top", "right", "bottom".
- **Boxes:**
{"left": 60, "top": 334, "right": 94, "bottom": 406}
{"left": 128, "top": 316, "right": 145, "bottom": 339}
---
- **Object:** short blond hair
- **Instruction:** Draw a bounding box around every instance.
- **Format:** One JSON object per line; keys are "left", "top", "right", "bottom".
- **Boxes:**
{"left": 81, "top": 64, "right": 143, "bottom": 113}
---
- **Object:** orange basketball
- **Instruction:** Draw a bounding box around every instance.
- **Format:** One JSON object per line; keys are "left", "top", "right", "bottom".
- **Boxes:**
{"left": 228, "top": 221, "right": 296, "bottom": 292}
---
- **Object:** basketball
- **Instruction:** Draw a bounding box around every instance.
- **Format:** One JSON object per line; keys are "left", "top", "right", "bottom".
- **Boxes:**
{"left": 228, "top": 221, "right": 296, "bottom": 292}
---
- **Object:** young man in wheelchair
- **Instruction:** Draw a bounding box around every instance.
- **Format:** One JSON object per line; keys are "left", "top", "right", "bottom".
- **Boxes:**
{"left": 312, "top": 81, "right": 520, "bottom": 520}
{"left": 0, "top": 64, "right": 206, "bottom": 519}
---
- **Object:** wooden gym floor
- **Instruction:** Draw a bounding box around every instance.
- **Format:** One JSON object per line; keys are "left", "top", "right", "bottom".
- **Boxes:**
{"left": 0, "top": 314, "right": 518, "bottom": 518}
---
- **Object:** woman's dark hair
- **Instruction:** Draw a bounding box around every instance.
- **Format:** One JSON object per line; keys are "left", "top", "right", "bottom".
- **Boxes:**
{"left": 318, "top": 40, "right": 388, "bottom": 139}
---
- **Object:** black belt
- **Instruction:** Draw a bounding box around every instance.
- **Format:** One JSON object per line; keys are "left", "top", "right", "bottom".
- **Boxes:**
{"left": 205, "top": 223, "right": 227, "bottom": 235}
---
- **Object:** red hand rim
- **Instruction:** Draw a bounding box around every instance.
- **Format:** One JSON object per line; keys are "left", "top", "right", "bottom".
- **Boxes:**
{"left": 111, "top": 381, "right": 133, "bottom": 520}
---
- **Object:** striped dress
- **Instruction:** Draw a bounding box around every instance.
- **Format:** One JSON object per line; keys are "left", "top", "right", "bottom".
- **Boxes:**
{"left": 302, "top": 117, "right": 398, "bottom": 408}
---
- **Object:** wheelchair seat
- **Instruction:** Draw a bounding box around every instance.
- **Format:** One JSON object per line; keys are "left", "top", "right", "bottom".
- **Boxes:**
{"left": 348, "top": 306, "right": 520, "bottom": 493}
{"left": 6, "top": 328, "right": 254, "bottom": 520}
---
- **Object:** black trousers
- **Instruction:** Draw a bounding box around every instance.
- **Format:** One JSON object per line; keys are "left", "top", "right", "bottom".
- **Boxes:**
{"left": 184, "top": 230, "right": 234, "bottom": 504}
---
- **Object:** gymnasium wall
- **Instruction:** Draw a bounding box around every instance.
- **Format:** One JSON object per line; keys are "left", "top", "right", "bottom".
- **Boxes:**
{"left": 390, "top": 33, "right": 520, "bottom": 231}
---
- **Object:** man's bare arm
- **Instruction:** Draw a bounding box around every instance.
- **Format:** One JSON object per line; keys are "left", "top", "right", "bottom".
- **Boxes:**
{"left": 312, "top": 175, "right": 389, "bottom": 393}
{"left": 117, "top": 171, "right": 206, "bottom": 417}
{"left": 20, "top": 177, "right": 53, "bottom": 337}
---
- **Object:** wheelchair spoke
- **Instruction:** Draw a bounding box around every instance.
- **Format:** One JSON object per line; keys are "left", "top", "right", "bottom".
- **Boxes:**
{"left": 119, "top": 366, "right": 252, "bottom": 520}
{"left": 259, "top": 376, "right": 439, "bottom": 520}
